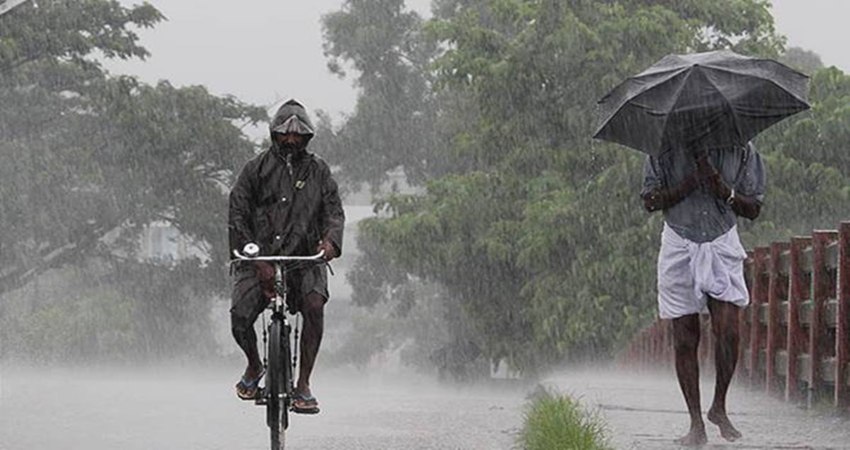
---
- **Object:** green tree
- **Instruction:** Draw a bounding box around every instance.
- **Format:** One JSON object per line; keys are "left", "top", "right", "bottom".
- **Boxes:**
{"left": 744, "top": 64, "right": 850, "bottom": 245}
{"left": 0, "top": 0, "right": 266, "bottom": 360}
{"left": 321, "top": 0, "right": 445, "bottom": 191}
{"left": 779, "top": 46, "right": 824, "bottom": 75}
{"left": 333, "top": 0, "right": 839, "bottom": 373}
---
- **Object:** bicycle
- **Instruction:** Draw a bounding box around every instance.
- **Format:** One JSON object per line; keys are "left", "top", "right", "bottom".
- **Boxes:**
{"left": 231, "top": 244, "right": 326, "bottom": 450}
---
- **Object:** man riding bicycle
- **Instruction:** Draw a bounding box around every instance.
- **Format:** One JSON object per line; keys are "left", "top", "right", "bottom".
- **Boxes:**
{"left": 229, "top": 99, "right": 344, "bottom": 414}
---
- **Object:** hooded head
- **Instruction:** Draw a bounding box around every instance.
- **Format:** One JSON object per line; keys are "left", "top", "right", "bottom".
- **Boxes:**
{"left": 269, "top": 99, "right": 315, "bottom": 159}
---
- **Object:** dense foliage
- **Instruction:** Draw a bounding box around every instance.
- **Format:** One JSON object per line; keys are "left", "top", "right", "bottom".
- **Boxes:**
{"left": 320, "top": 0, "right": 444, "bottom": 191}
{"left": 0, "top": 1, "right": 266, "bottom": 361}
{"left": 323, "top": 0, "right": 850, "bottom": 373}
{"left": 5, "top": 0, "right": 849, "bottom": 370}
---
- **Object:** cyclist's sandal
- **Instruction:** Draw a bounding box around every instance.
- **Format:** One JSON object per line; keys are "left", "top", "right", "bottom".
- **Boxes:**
{"left": 235, "top": 370, "right": 265, "bottom": 400}
{"left": 291, "top": 393, "right": 320, "bottom": 414}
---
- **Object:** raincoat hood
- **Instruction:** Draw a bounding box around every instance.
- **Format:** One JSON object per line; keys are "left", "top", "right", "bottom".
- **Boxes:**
{"left": 270, "top": 99, "right": 315, "bottom": 139}
{"left": 269, "top": 99, "right": 315, "bottom": 161}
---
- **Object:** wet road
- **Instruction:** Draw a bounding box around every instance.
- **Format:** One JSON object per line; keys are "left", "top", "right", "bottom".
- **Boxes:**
{"left": 5, "top": 364, "right": 848, "bottom": 449}
{"left": 0, "top": 365, "right": 524, "bottom": 450}
{"left": 544, "top": 367, "right": 850, "bottom": 450}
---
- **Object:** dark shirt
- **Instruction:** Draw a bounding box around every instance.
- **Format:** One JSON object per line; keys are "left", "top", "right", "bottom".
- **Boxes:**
{"left": 642, "top": 143, "right": 766, "bottom": 243}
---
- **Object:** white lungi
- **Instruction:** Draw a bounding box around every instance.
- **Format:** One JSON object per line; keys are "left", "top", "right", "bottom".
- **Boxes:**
{"left": 657, "top": 223, "right": 749, "bottom": 319}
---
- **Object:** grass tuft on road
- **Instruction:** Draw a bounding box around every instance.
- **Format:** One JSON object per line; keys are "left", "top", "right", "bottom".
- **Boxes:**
{"left": 519, "top": 387, "right": 613, "bottom": 450}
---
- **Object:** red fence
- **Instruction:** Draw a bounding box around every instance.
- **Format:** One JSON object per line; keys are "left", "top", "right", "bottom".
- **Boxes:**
{"left": 621, "top": 221, "right": 850, "bottom": 411}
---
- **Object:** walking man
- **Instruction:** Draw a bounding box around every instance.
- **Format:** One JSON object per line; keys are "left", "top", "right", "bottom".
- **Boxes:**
{"left": 642, "top": 143, "right": 765, "bottom": 445}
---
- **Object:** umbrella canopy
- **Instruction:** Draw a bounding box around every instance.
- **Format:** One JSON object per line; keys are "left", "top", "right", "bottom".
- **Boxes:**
{"left": 0, "top": 0, "right": 30, "bottom": 17}
{"left": 593, "top": 50, "right": 810, "bottom": 156}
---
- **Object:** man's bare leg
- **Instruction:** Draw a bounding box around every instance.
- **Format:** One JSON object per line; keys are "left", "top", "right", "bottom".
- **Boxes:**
{"left": 231, "top": 309, "right": 264, "bottom": 398}
{"left": 231, "top": 312, "right": 263, "bottom": 381}
{"left": 707, "top": 298, "right": 743, "bottom": 441}
{"left": 241, "top": 341, "right": 263, "bottom": 381}
{"left": 233, "top": 264, "right": 274, "bottom": 384}
{"left": 295, "top": 292, "right": 325, "bottom": 397}
{"left": 673, "top": 314, "right": 707, "bottom": 446}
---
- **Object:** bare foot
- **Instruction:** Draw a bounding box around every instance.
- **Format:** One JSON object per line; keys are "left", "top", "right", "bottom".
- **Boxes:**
{"left": 675, "top": 425, "right": 707, "bottom": 447}
{"left": 707, "top": 407, "right": 742, "bottom": 442}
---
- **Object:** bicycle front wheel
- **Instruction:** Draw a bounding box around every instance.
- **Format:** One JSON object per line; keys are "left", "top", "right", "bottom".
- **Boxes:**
{"left": 267, "top": 319, "right": 287, "bottom": 449}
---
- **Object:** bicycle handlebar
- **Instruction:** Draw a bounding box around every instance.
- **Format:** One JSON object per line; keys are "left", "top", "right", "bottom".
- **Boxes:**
{"left": 231, "top": 249, "right": 325, "bottom": 262}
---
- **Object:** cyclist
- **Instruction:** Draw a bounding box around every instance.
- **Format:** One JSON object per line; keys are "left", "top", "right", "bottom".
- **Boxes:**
{"left": 229, "top": 99, "right": 344, "bottom": 414}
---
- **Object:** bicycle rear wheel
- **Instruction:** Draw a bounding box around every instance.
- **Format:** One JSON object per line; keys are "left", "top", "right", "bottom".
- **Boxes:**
{"left": 267, "top": 319, "right": 288, "bottom": 449}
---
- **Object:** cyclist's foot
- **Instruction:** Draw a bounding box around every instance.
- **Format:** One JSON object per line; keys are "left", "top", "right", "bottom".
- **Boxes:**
{"left": 235, "top": 367, "right": 265, "bottom": 400}
{"left": 291, "top": 392, "right": 320, "bottom": 414}
{"left": 244, "top": 364, "right": 263, "bottom": 380}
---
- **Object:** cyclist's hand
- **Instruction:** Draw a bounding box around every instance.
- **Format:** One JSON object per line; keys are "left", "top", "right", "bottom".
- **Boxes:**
{"left": 317, "top": 240, "right": 337, "bottom": 261}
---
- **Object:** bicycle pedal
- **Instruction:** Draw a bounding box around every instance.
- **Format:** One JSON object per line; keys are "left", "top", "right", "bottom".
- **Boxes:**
{"left": 290, "top": 406, "right": 320, "bottom": 415}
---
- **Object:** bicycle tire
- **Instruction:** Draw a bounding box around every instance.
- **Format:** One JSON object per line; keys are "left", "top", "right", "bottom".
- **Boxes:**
{"left": 267, "top": 319, "right": 286, "bottom": 449}
{"left": 282, "top": 321, "right": 293, "bottom": 423}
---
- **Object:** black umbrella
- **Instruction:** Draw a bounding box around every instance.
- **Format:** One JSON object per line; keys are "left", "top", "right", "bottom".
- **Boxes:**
{"left": 593, "top": 50, "right": 810, "bottom": 156}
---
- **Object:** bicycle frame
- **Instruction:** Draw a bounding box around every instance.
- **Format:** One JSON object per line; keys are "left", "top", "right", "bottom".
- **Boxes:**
{"left": 231, "top": 249, "right": 325, "bottom": 450}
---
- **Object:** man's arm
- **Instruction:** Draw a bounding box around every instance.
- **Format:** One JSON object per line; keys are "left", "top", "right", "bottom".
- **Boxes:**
{"left": 228, "top": 164, "right": 256, "bottom": 257}
{"left": 317, "top": 162, "right": 345, "bottom": 260}
{"left": 696, "top": 154, "right": 762, "bottom": 220}
{"left": 641, "top": 154, "right": 699, "bottom": 213}
{"left": 642, "top": 175, "right": 699, "bottom": 212}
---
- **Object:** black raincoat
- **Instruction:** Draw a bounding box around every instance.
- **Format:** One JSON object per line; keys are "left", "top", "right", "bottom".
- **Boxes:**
{"left": 228, "top": 100, "right": 344, "bottom": 259}
{"left": 229, "top": 100, "right": 344, "bottom": 319}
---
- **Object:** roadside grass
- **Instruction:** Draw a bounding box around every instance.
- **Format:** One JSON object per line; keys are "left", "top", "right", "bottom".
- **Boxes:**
{"left": 519, "top": 387, "right": 613, "bottom": 450}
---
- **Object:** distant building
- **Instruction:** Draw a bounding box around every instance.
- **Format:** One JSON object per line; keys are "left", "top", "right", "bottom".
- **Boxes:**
{"left": 139, "top": 221, "right": 191, "bottom": 262}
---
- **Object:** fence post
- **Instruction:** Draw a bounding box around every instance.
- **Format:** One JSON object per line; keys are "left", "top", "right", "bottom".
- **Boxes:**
{"left": 836, "top": 222, "right": 850, "bottom": 409}
{"left": 767, "top": 242, "right": 790, "bottom": 396}
{"left": 749, "top": 247, "right": 770, "bottom": 386}
{"left": 810, "top": 230, "right": 838, "bottom": 408}
{"left": 787, "top": 236, "right": 812, "bottom": 402}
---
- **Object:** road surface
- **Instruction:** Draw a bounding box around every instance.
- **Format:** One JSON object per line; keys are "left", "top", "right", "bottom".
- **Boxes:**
{"left": 4, "top": 364, "right": 850, "bottom": 449}
{"left": 0, "top": 364, "right": 524, "bottom": 450}
{"left": 544, "top": 367, "right": 850, "bottom": 449}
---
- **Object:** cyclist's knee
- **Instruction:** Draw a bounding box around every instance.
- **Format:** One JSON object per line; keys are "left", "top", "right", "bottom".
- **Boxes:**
{"left": 301, "top": 293, "right": 325, "bottom": 318}
{"left": 231, "top": 311, "right": 253, "bottom": 338}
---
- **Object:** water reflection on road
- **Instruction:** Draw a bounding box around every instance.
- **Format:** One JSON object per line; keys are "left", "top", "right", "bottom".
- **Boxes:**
{"left": 0, "top": 365, "right": 524, "bottom": 450}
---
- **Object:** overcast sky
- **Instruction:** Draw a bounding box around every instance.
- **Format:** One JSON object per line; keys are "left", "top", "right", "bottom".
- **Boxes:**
{"left": 108, "top": 0, "right": 430, "bottom": 126}
{"left": 108, "top": 0, "right": 850, "bottom": 127}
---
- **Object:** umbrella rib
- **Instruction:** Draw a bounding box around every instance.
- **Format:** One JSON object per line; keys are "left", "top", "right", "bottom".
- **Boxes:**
{"left": 702, "top": 66, "right": 811, "bottom": 143}
{"left": 701, "top": 65, "right": 810, "bottom": 106}
{"left": 597, "top": 67, "right": 687, "bottom": 103}
{"left": 596, "top": 67, "right": 687, "bottom": 110}
{"left": 700, "top": 68, "right": 745, "bottom": 145}
{"left": 656, "top": 69, "right": 698, "bottom": 151}
{"left": 593, "top": 68, "right": 689, "bottom": 140}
